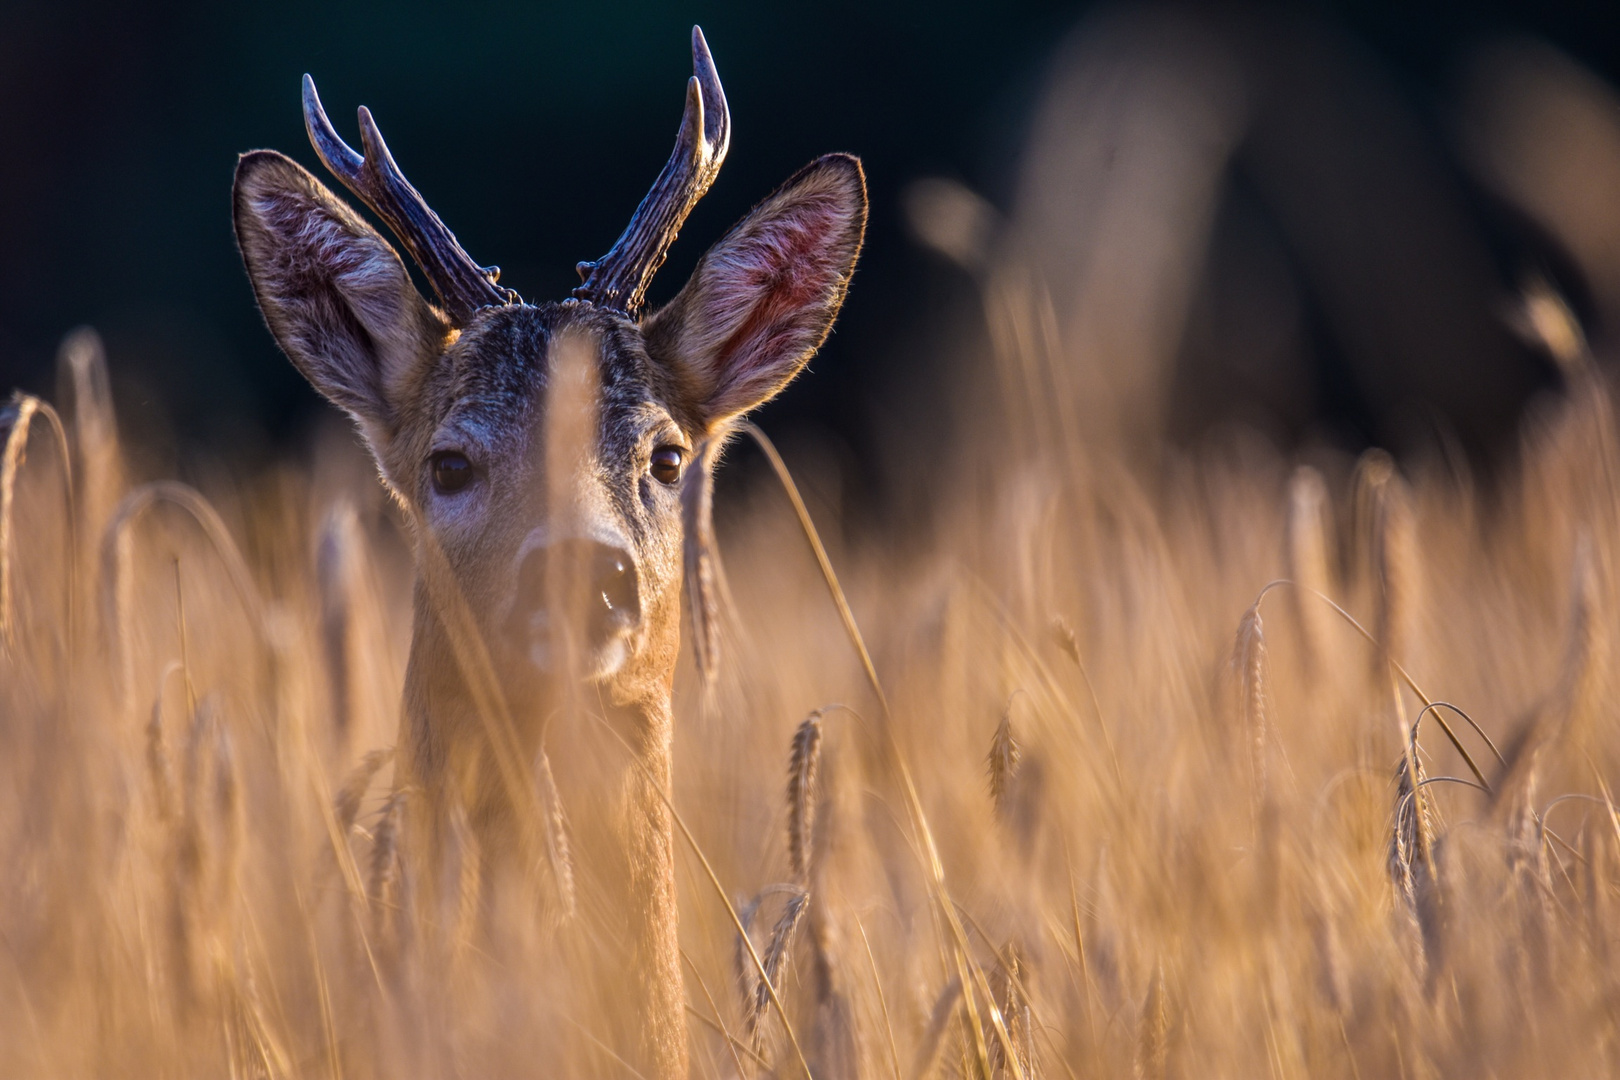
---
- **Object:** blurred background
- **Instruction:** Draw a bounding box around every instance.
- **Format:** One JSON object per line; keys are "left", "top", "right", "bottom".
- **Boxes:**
{"left": 3, "top": 0, "right": 1620, "bottom": 517}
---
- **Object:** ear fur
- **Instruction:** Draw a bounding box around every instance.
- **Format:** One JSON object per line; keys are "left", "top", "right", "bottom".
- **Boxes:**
{"left": 233, "top": 150, "right": 448, "bottom": 458}
{"left": 643, "top": 153, "right": 867, "bottom": 431}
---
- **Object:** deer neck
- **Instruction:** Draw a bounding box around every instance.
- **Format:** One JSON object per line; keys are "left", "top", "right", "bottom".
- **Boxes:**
{"left": 395, "top": 584, "right": 688, "bottom": 1078}
{"left": 618, "top": 693, "right": 687, "bottom": 1078}
{"left": 395, "top": 589, "right": 676, "bottom": 782}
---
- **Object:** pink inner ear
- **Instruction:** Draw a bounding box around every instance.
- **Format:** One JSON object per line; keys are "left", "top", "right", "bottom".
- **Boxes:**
{"left": 709, "top": 203, "right": 845, "bottom": 397}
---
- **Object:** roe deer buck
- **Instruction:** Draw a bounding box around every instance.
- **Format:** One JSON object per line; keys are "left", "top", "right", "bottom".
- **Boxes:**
{"left": 232, "top": 26, "right": 865, "bottom": 1076}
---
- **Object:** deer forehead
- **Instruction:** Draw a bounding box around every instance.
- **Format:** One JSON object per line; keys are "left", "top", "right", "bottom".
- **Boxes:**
{"left": 420, "top": 304, "right": 682, "bottom": 464}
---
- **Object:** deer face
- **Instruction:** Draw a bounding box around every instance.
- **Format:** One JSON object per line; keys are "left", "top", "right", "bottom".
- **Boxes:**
{"left": 343, "top": 298, "right": 736, "bottom": 700}
{"left": 380, "top": 301, "right": 695, "bottom": 697}
{"left": 232, "top": 32, "right": 865, "bottom": 713}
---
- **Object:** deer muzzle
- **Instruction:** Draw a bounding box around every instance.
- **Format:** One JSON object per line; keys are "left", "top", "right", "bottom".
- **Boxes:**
{"left": 506, "top": 534, "right": 642, "bottom": 679}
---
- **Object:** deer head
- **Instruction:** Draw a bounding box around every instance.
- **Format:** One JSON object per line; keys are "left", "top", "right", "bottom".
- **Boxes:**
{"left": 233, "top": 29, "right": 865, "bottom": 737}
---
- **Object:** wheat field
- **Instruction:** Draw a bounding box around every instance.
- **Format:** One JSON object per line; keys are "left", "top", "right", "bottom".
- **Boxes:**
{"left": 3, "top": 258, "right": 1619, "bottom": 1080}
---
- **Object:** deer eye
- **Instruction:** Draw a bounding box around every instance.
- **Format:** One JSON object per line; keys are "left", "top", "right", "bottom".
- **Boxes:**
{"left": 649, "top": 445, "right": 685, "bottom": 485}
{"left": 430, "top": 451, "right": 475, "bottom": 494}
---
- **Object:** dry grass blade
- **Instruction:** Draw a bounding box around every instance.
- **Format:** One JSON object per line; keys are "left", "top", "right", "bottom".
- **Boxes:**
{"left": 592, "top": 711, "right": 816, "bottom": 1079}
{"left": 814, "top": 699, "right": 1013, "bottom": 1080}
{"left": 1026, "top": 604, "right": 1117, "bottom": 789}
{"left": 1249, "top": 579, "right": 1498, "bottom": 789}
{"left": 740, "top": 421, "right": 889, "bottom": 716}
{"left": 855, "top": 913, "right": 904, "bottom": 1080}
{"left": 410, "top": 528, "right": 550, "bottom": 873}
{"left": 740, "top": 426, "right": 1025, "bottom": 1079}
{"left": 682, "top": 948, "right": 761, "bottom": 1078}
{"left": 99, "top": 482, "right": 268, "bottom": 706}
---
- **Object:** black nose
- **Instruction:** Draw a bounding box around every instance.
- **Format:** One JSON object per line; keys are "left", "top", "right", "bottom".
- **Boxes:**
{"left": 508, "top": 538, "right": 641, "bottom": 655}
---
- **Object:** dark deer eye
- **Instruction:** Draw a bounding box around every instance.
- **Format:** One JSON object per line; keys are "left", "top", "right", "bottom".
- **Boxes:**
{"left": 650, "top": 446, "right": 685, "bottom": 485}
{"left": 430, "top": 451, "right": 474, "bottom": 494}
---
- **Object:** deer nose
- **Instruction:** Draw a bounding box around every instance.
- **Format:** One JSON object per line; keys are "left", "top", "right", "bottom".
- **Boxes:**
{"left": 508, "top": 538, "right": 641, "bottom": 669}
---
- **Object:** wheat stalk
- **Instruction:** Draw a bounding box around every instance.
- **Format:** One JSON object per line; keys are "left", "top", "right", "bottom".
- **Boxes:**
{"left": 1, "top": 396, "right": 39, "bottom": 652}
{"left": 910, "top": 978, "right": 963, "bottom": 1080}
{"left": 987, "top": 945, "right": 1035, "bottom": 1079}
{"left": 1232, "top": 604, "right": 1269, "bottom": 819}
{"left": 534, "top": 745, "right": 576, "bottom": 921}
{"left": 1287, "top": 466, "right": 1336, "bottom": 675}
{"left": 788, "top": 710, "right": 825, "bottom": 884}
{"left": 56, "top": 327, "right": 118, "bottom": 576}
{"left": 988, "top": 696, "right": 1023, "bottom": 819}
{"left": 370, "top": 788, "right": 408, "bottom": 950}
{"left": 316, "top": 500, "right": 359, "bottom": 744}
{"left": 748, "top": 888, "right": 811, "bottom": 1045}
{"left": 145, "top": 661, "right": 184, "bottom": 825}
{"left": 334, "top": 748, "right": 395, "bottom": 840}
{"left": 1134, "top": 963, "right": 1168, "bottom": 1080}
{"left": 446, "top": 796, "right": 482, "bottom": 953}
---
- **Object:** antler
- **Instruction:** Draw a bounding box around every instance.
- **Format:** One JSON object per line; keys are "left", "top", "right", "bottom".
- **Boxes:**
{"left": 573, "top": 26, "right": 731, "bottom": 316}
{"left": 302, "top": 75, "right": 517, "bottom": 324}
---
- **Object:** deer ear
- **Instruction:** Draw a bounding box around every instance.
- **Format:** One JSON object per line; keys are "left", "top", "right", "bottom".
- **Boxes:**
{"left": 233, "top": 150, "right": 448, "bottom": 454}
{"left": 643, "top": 154, "right": 867, "bottom": 431}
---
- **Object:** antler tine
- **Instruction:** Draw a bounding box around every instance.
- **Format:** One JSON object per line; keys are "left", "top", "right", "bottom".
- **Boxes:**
{"left": 573, "top": 26, "right": 731, "bottom": 316}
{"left": 302, "top": 75, "right": 517, "bottom": 324}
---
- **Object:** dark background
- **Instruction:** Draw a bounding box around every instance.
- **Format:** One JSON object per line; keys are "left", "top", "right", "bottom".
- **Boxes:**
{"left": 2, "top": 1, "right": 1618, "bottom": 493}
